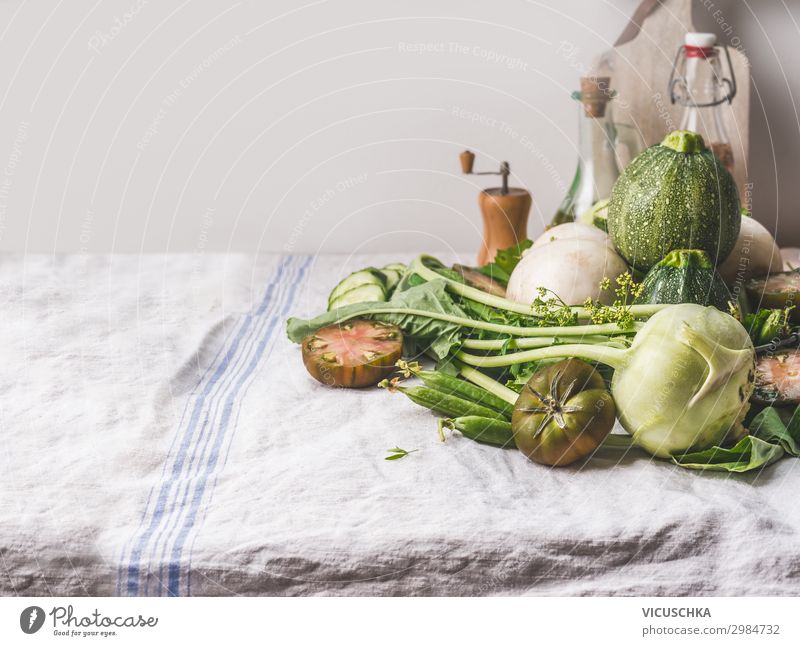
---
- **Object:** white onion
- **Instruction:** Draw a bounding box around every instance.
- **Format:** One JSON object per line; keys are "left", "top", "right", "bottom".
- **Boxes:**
{"left": 717, "top": 216, "right": 782, "bottom": 284}
{"left": 530, "top": 222, "right": 612, "bottom": 250}
{"left": 507, "top": 237, "right": 629, "bottom": 306}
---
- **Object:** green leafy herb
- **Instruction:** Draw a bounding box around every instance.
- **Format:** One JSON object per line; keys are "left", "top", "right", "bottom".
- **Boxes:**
{"left": 477, "top": 239, "right": 532, "bottom": 284}
{"left": 385, "top": 446, "right": 418, "bottom": 461}
{"left": 455, "top": 297, "right": 544, "bottom": 339}
{"left": 507, "top": 358, "right": 558, "bottom": 389}
{"left": 477, "top": 264, "right": 510, "bottom": 286}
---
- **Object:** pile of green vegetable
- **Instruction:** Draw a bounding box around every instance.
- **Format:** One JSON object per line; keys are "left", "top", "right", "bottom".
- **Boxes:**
{"left": 287, "top": 130, "right": 800, "bottom": 474}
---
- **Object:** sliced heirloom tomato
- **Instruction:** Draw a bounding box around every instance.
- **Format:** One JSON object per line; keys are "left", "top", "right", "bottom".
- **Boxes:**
{"left": 752, "top": 349, "right": 800, "bottom": 405}
{"left": 512, "top": 359, "right": 616, "bottom": 466}
{"left": 302, "top": 319, "right": 403, "bottom": 388}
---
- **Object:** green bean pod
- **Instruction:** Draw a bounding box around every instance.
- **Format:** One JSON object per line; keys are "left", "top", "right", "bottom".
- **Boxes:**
{"left": 398, "top": 386, "right": 508, "bottom": 421}
{"left": 443, "top": 416, "right": 515, "bottom": 447}
{"left": 407, "top": 367, "right": 514, "bottom": 416}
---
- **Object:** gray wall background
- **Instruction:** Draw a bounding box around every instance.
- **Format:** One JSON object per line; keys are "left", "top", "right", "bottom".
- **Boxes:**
{"left": 0, "top": 0, "right": 797, "bottom": 255}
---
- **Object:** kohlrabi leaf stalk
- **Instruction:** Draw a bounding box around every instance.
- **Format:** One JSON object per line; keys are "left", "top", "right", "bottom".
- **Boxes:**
{"left": 460, "top": 335, "right": 630, "bottom": 351}
{"left": 456, "top": 344, "right": 628, "bottom": 370}
{"left": 301, "top": 306, "right": 644, "bottom": 339}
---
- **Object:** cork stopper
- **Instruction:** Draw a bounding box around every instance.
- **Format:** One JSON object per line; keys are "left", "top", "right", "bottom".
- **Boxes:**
{"left": 579, "top": 76, "right": 612, "bottom": 118}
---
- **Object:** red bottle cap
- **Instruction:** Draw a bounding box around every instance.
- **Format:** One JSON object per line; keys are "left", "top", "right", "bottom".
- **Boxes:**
{"left": 684, "top": 32, "right": 717, "bottom": 58}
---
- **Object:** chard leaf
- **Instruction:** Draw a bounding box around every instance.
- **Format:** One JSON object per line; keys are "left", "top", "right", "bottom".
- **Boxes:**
{"left": 286, "top": 280, "right": 467, "bottom": 359}
{"left": 749, "top": 405, "right": 800, "bottom": 457}
{"left": 672, "top": 436, "right": 785, "bottom": 473}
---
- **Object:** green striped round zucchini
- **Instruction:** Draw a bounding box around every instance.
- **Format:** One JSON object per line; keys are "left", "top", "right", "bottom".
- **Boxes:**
{"left": 608, "top": 130, "right": 740, "bottom": 272}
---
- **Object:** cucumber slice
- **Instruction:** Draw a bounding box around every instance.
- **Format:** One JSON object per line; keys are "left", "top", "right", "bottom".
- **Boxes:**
{"left": 328, "top": 269, "right": 384, "bottom": 305}
{"left": 379, "top": 270, "right": 401, "bottom": 291}
{"left": 377, "top": 263, "right": 407, "bottom": 294}
{"left": 380, "top": 268, "right": 405, "bottom": 291}
{"left": 328, "top": 283, "right": 386, "bottom": 310}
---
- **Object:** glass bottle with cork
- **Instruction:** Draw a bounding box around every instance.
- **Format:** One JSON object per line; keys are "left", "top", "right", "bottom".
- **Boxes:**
{"left": 668, "top": 32, "right": 737, "bottom": 172}
{"left": 550, "top": 77, "right": 621, "bottom": 227}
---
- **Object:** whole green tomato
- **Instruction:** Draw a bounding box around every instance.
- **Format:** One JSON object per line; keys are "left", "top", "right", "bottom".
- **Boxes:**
{"left": 512, "top": 359, "right": 616, "bottom": 466}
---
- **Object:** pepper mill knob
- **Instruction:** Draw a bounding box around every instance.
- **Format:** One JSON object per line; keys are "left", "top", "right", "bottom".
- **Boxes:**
{"left": 459, "top": 150, "right": 475, "bottom": 174}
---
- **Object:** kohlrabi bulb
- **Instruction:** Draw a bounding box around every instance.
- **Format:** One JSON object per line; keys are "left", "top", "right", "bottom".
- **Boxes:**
{"left": 612, "top": 304, "right": 755, "bottom": 457}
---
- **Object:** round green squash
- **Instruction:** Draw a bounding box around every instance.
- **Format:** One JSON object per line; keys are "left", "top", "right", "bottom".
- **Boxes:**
{"left": 608, "top": 130, "right": 741, "bottom": 272}
{"left": 635, "top": 249, "right": 733, "bottom": 311}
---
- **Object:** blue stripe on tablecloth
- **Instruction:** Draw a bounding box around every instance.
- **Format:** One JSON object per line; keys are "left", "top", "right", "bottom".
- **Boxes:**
{"left": 124, "top": 255, "right": 300, "bottom": 595}
{"left": 122, "top": 256, "right": 289, "bottom": 596}
{"left": 159, "top": 255, "right": 308, "bottom": 596}
{"left": 119, "top": 255, "right": 306, "bottom": 596}
{"left": 145, "top": 256, "right": 307, "bottom": 596}
{"left": 167, "top": 256, "right": 310, "bottom": 595}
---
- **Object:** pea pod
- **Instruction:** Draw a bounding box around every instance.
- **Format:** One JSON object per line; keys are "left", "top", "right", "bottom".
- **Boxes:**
{"left": 396, "top": 361, "right": 514, "bottom": 416}
{"left": 386, "top": 384, "right": 507, "bottom": 421}
{"left": 441, "top": 416, "right": 515, "bottom": 447}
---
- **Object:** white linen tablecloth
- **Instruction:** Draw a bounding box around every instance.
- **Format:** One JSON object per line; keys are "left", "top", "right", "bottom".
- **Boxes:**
{"left": 1, "top": 252, "right": 800, "bottom": 596}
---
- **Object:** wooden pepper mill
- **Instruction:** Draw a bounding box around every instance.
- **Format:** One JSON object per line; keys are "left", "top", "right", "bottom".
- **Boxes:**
{"left": 459, "top": 150, "right": 532, "bottom": 265}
